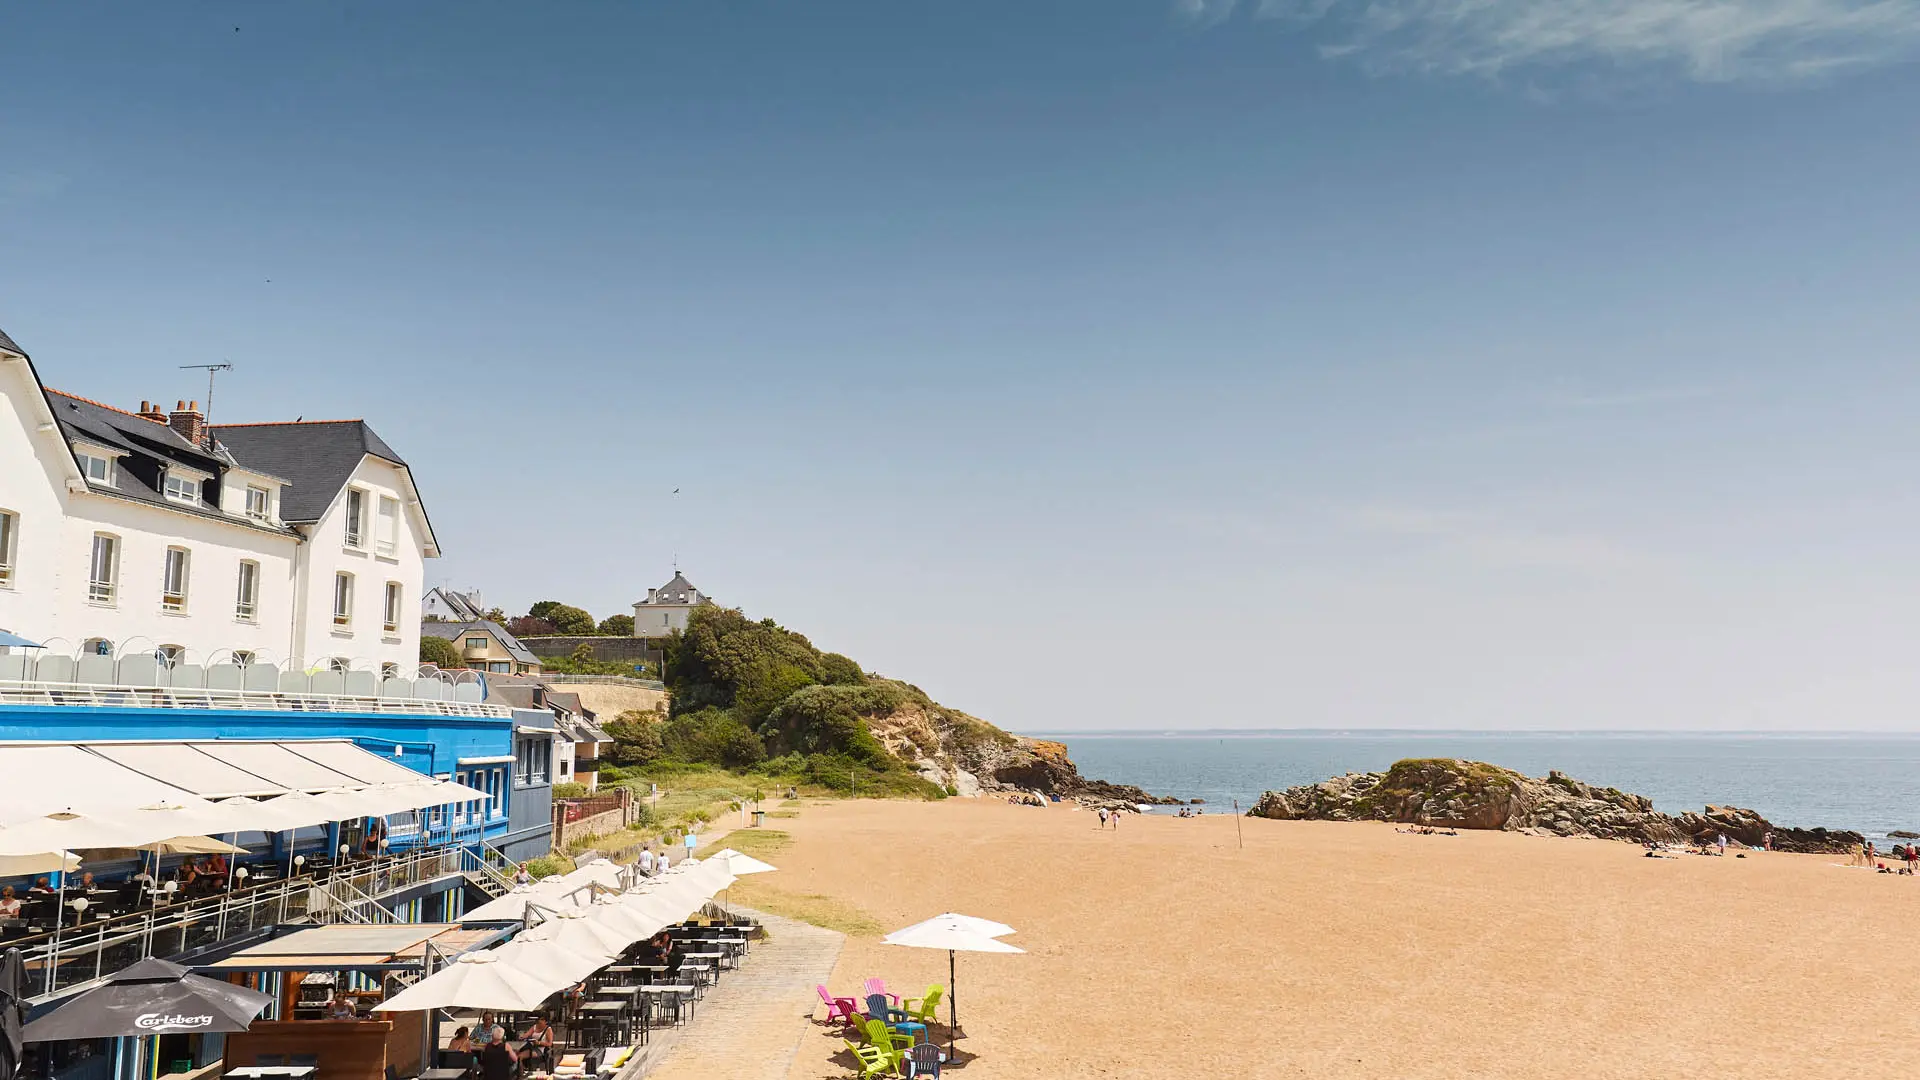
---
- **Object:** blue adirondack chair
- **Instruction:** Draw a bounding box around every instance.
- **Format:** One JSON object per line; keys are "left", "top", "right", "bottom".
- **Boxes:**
{"left": 867, "top": 993, "right": 927, "bottom": 1044}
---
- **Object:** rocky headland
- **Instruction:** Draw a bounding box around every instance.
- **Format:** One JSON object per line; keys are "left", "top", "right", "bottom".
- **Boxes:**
{"left": 1247, "top": 758, "right": 1863, "bottom": 854}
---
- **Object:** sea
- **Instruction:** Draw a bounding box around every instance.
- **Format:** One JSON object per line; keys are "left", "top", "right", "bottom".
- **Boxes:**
{"left": 1038, "top": 731, "right": 1920, "bottom": 841}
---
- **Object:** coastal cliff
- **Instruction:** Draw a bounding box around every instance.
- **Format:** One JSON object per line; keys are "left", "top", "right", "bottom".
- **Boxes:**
{"left": 626, "top": 602, "right": 1166, "bottom": 805}
{"left": 1248, "top": 758, "right": 1863, "bottom": 854}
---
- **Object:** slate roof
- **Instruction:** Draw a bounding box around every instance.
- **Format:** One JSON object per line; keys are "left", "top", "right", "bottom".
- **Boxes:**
{"left": 420, "top": 620, "right": 541, "bottom": 667}
{"left": 0, "top": 325, "right": 22, "bottom": 356}
{"left": 211, "top": 420, "right": 408, "bottom": 524}
{"left": 636, "top": 571, "right": 704, "bottom": 606}
{"left": 45, "top": 390, "right": 294, "bottom": 534}
{"left": 425, "top": 587, "right": 486, "bottom": 622}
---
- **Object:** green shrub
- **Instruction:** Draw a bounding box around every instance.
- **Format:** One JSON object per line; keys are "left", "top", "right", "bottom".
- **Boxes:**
{"left": 524, "top": 855, "right": 571, "bottom": 878}
{"left": 552, "top": 782, "right": 589, "bottom": 799}
{"left": 663, "top": 707, "right": 766, "bottom": 768}
{"left": 419, "top": 636, "right": 461, "bottom": 668}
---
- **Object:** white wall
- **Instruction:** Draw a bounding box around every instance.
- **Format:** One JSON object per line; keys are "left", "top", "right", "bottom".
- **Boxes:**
{"left": 292, "top": 455, "right": 426, "bottom": 674}
{"left": 0, "top": 362, "right": 300, "bottom": 661}
{"left": 629, "top": 604, "right": 693, "bottom": 639}
{"left": 0, "top": 359, "right": 70, "bottom": 643}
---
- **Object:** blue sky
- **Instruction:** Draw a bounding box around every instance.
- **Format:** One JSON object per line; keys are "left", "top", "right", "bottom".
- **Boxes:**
{"left": 4, "top": 2, "right": 1919, "bottom": 731}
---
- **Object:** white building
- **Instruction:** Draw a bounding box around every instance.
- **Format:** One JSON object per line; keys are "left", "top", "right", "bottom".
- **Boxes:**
{"left": 630, "top": 571, "right": 708, "bottom": 639}
{"left": 0, "top": 325, "right": 438, "bottom": 674}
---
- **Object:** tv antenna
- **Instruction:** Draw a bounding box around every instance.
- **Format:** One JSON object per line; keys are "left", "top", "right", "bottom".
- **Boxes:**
{"left": 179, "top": 363, "right": 234, "bottom": 447}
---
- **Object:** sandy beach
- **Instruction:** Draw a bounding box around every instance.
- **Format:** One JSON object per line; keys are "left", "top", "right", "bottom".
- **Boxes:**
{"left": 738, "top": 797, "right": 1919, "bottom": 1079}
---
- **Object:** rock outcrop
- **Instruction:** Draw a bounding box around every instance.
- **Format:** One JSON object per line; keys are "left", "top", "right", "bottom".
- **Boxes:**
{"left": 1248, "top": 759, "right": 1861, "bottom": 854}
{"left": 865, "top": 700, "right": 1177, "bottom": 807}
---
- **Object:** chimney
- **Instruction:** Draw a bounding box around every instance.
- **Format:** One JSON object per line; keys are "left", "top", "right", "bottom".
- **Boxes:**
{"left": 168, "top": 400, "right": 206, "bottom": 446}
{"left": 136, "top": 400, "right": 169, "bottom": 424}
{"left": 647, "top": 588, "right": 658, "bottom": 603}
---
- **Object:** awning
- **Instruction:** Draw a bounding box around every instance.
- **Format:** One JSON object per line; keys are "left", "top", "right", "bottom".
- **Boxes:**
{"left": 0, "top": 746, "right": 202, "bottom": 823}
{"left": 280, "top": 740, "right": 435, "bottom": 786}
{"left": 457, "top": 755, "right": 514, "bottom": 766}
{"left": 185, "top": 741, "right": 366, "bottom": 790}
{"left": 87, "top": 743, "right": 286, "bottom": 798}
{"left": 206, "top": 923, "right": 497, "bottom": 971}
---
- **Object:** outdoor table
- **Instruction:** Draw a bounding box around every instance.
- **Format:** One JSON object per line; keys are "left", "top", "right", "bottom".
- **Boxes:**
{"left": 420, "top": 1070, "right": 469, "bottom": 1080}
{"left": 575, "top": 999, "right": 632, "bottom": 1044}
{"left": 227, "top": 1068, "right": 319, "bottom": 1080}
{"left": 593, "top": 984, "right": 642, "bottom": 1003}
{"left": 639, "top": 985, "right": 696, "bottom": 1025}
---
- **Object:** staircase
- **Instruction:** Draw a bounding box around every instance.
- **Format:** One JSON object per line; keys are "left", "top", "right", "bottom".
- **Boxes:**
{"left": 456, "top": 840, "right": 518, "bottom": 899}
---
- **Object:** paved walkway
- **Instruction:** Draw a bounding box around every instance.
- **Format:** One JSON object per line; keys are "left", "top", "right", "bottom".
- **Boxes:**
{"left": 625, "top": 907, "right": 844, "bottom": 1080}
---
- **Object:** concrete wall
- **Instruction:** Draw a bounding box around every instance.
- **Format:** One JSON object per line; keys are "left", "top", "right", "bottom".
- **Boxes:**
{"left": 520, "top": 636, "right": 655, "bottom": 663}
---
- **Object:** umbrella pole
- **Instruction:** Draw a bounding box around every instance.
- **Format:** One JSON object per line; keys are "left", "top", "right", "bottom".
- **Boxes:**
{"left": 948, "top": 949, "right": 956, "bottom": 1061}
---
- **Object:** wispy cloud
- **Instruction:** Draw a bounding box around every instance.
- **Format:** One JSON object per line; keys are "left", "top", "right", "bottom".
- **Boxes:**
{"left": 1345, "top": 503, "right": 1649, "bottom": 572}
{"left": 1191, "top": 0, "right": 1920, "bottom": 85}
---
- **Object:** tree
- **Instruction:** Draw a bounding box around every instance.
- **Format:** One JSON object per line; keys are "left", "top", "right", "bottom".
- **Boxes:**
{"left": 508, "top": 615, "right": 558, "bottom": 638}
{"left": 419, "top": 636, "right": 461, "bottom": 668}
{"left": 528, "top": 600, "right": 564, "bottom": 621}
{"left": 598, "top": 614, "right": 634, "bottom": 636}
{"left": 603, "top": 709, "right": 665, "bottom": 766}
{"left": 546, "top": 604, "right": 596, "bottom": 635}
{"left": 482, "top": 607, "right": 509, "bottom": 624}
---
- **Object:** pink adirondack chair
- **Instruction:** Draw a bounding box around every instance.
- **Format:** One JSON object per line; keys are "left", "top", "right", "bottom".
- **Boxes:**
{"left": 864, "top": 977, "right": 901, "bottom": 1007}
{"left": 816, "top": 984, "right": 860, "bottom": 1025}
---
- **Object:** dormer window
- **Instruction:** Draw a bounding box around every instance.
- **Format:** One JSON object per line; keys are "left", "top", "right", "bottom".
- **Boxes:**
{"left": 162, "top": 471, "right": 200, "bottom": 505}
{"left": 245, "top": 485, "right": 271, "bottom": 521}
{"left": 76, "top": 451, "right": 113, "bottom": 484}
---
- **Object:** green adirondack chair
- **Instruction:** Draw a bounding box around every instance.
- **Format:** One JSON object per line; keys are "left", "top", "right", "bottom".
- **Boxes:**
{"left": 843, "top": 1038, "right": 897, "bottom": 1079}
{"left": 862, "top": 1018, "right": 913, "bottom": 1071}
{"left": 899, "top": 986, "right": 943, "bottom": 1029}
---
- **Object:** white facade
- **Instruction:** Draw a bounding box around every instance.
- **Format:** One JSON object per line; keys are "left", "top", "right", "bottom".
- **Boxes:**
{"left": 0, "top": 340, "right": 434, "bottom": 673}
{"left": 291, "top": 455, "right": 431, "bottom": 674}
{"left": 630, "top": 572, "right": 708, "bottom": 640}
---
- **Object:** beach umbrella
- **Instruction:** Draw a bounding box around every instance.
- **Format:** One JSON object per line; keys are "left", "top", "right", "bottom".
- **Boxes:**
{"left": 371, "top": 951, "right": 555, "bottom": 1013}
{"left": 707, "top": 848, "right": 777, "bottom": 876}
{"left": 1, "top": 949, "right": 25, "bottom": 1080}
{"left": 0, "top": 852, "right": 79, "bottom": 877}
{"left": 881, "top": 913, "right": 1024, "bottom": 1058}
{"left": 461, "top": 884, "right": 575, "bottom": 924}
{"left": 0, "top": 631, "right": 40, "bottom": 649}
{"left": 518, "top": 908, "right": 630, "bottom": 957}
{"left": 488, "top": 937, "right": 609, "bottom": 989}
{"left": 584, "top": 896, "right": 669, "bottom": 943}
{"left": 22, "top": 957, "right": 272, "bottom": 1041}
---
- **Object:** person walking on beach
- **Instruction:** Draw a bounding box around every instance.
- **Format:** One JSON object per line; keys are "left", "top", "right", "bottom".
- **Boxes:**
{"left": 1097, "top": 808, "right": 1109, "bottom": 830}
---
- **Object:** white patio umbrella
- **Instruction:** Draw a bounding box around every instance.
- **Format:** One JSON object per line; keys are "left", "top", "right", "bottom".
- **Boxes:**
{"left": 881, "top": 913, "right": 1024, "bottom": 1058}
{"left": 613, "top": 890, "right": 701, "bottom": 928}
{"left": 519, "top": 908, "right": 631, "bottom": 957}
{"left": 488, "top": 938, "right": 610, "bottom": 989}
{"left": 0, "top": 851, "right": 80, "bottom": 876}
{"left": 461, "top": 884, "right": 585, "bottom": 924}
{"left": 707, "top": 848, "right": 778, "bottom": 876}
{"left": 584, "top": 896, "right": 669, "bottom": 943}
{"left": 248, "top": 790, "right": 347, "bottom": 880}
{"left": 372, "top": 951, "right": 556, "bottom": 1013}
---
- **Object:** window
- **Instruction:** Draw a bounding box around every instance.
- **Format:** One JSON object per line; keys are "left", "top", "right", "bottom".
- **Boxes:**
{"left": 245, "top": 485, "right": 271, "bottom": 521}
{"left": 76, "top": 451, "right": 112, "bottom": 484}
{"left": 516, "top": 738, "right": 551, "bottom": 786}
{"left": 344, "top": 489, "right": 366, "bottom": 548}
{"left": 466, "top": 636, "right": 488, "bottom": 650}
{"left": 488, "top": 661, "right": 510, "bottom": 673}
{"left": 376, "top": 496, "right": 398, "bottom": 556}
{"left": 162, "top": 472, "right": 200, "bottom": 505}
{"left": 0, "top": 509, "right": 15, "bottom": 587}
{"left": 383, "top": 582, "right": 402, "bottom": 633}
{"left": 231, "top": 650, "right": 256, "bottom": 667}
{"left": 333, "top": 572, "right": 354, "bottom": 626}
{"left": 488, "top": 768, "right": 504, "bottom": 818}
{"left": 235, "top": 560, "right": 259, "bottom": 620}
{"left": 380, "top": 662, "right": 400, "bottom": 678}
{"left": 326, "top": 657, "right": 350, "bottom": 674}
{"left": 88, "top": 534, "right": 119, "bottom": 604}
{"left": 156, "top": 645, "right": 184, "bottom": 670}
{"left": 82, "top": 638, "right": 112, "bottom": 657}
{"left": 662, "top": 613, "right": 669, "bottom": 626}
{"left": 161, "top": 547, "right": 190, "bottom": 612}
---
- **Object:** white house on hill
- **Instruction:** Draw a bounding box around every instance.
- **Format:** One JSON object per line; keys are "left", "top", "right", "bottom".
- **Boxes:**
{"left": 0, "top": 324, "right": 437, "bottom": 673}
{"left": 630, "top": 571, "right": 709, "bottom": 639}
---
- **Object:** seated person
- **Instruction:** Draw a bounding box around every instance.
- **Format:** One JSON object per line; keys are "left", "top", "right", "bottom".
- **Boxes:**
{"left": 645, "top": 929, "right": 675, "bottom": 965}
{"left": 325, "top": 991, "right": 357, "bottom": 1020}
{"left": 207, "top": 853, "right": 228, "bottom": 876}
{"left": 27, "top": 877, "right": 54, "bottom": 896}
{"left": 0, "top": 886, "right": 20, "bottom": 918}
{"left": 519, "top": 1013, "right": 555, "bottom": 1069}
{"left": 478, "top": 1030, "right": 516, "bottom": 1080}
{"left": 442, "top": 1025, "right": 475, "bottom": 1073}
{"left": 76, "top": 871, "right": 98, "bottom": 892}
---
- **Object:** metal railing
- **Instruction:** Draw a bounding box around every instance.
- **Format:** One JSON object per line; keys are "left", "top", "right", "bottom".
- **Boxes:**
{"left": 14, "top": 876, "right": 316, "bottom": 1001}
{"left": 0, "top": 679, "right": 511, "bottom": 718}
{"left": 452, "top": 840, "right": 517, "bottom": 898}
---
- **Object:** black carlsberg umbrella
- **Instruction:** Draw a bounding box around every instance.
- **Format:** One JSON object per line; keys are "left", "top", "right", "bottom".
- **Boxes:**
{"left": 22, "top": 958, "right": 273, "bottom": 1042}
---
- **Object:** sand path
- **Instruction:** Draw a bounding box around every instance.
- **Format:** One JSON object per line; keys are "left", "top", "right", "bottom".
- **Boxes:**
{"left": 745, "top": 797, "right": 1920, "bottom": 1079}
